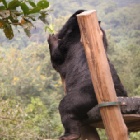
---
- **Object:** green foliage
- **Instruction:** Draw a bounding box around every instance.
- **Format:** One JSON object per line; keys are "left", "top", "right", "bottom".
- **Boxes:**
{"left": 0, "top": 43, "right": 63, "bottom": 139}
{"left": 0, "top": 0, "right": 139, "bottom": 139}
{"left": 0, "top": 95, "right": 62, "bottom": 139}
{"left": 45, "top": 24, "right": 55, "bottom": 34}
{"left": 97, "top": 129, "right": 140, "bottom": 140}
{"left": 0, "top": 97, "right": 40, "bottom": 139}
{"left": 0, "top": 0, "right": 49, "bottom": 39}
{"left": 130, "top": 132, "right": 140, "bottom": 140}
{"left": 97, "top": 129, "right": 108, "bottom": 140}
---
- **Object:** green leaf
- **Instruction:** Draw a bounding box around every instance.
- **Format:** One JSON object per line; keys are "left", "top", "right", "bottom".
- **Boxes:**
{"left": 20, "top": 2, "right": 29, "bottom": 15}
{"left": 29, "top": 7, "right": 41, "bottom": 14}
{"left": 0, "top": 6, "right": 6, "bottom": 10}
{"left": 2, "top": 0, "right": 7, "bottom": 8}
{"left": 10, "top": 12, "right": 18, "bottom": 23}
{"left": 21, "top": 19, "right": 33, "bottom": 37}
{"left": 3, "top": 23, "right": 14, "bottom": 40}
{"left": 37, "top": 0, "right": 49, "bottom": 9}
{"left": 39, "top": 11, "right": 48, "bottom": 24}
{"left": 8, "top": 0, "right": 20, "bottom": 10}
{"left": 45, "top": 24, "right": 55, "bottom": 34}
{"left": 29, "top": 1, "right": 36, "bottom": 7}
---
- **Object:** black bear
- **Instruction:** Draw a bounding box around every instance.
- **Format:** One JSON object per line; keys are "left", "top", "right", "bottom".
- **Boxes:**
{"left": 48, "top": 10, "right": 127, "bottom": 140}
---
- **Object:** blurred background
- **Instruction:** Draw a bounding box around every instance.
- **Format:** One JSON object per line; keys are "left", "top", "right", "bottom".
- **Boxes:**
{"left": 0, "top": 0, "right": 139, "bottom": 139}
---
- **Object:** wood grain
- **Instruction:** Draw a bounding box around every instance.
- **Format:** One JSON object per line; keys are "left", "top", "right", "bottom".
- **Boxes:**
{"left": 77, "top": 10, "right": 128, "bottom": 140}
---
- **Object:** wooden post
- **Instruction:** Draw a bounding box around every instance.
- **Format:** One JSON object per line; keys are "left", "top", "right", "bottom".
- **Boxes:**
{"left": 77, "top": 10, "right": 128, "bottom": 140}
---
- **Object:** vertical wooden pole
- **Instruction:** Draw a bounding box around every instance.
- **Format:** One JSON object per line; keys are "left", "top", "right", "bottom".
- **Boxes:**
{"left": 77, "top": 10, "right": 128, "bottom": 140}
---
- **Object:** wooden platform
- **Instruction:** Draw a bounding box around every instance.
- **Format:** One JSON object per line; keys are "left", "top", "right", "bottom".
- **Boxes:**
{"left": 90, "top": 114, "right": 140, "bottom": 132}
{"left": 85, "top": 97, "right": 140, "bottom": 132}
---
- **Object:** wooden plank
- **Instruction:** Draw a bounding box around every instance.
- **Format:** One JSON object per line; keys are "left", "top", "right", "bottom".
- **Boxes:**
{"left": 87, "top": 97, "right": 140, "bottom": 122}
{"left": 77, "top": 10, "right": 128, "bottom": 140}
{"left": 90, "top": 114, "right": 140, "bottom": 132}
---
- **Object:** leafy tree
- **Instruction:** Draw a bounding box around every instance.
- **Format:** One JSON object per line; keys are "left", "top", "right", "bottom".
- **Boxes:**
{"left": 0, "top": 0, "right": 49, "bottom": 39}
{"left": 0, "top": 96, "right": 63, "bottom": 139}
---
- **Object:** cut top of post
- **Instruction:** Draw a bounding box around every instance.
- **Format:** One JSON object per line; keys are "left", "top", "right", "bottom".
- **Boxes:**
{"left": 77, "top": 10, "right": 96, "bottom": 16}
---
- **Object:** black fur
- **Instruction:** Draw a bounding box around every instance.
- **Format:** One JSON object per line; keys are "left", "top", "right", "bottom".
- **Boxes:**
{"left": 48, "top": 10, "right": 127, "bottom": 140}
